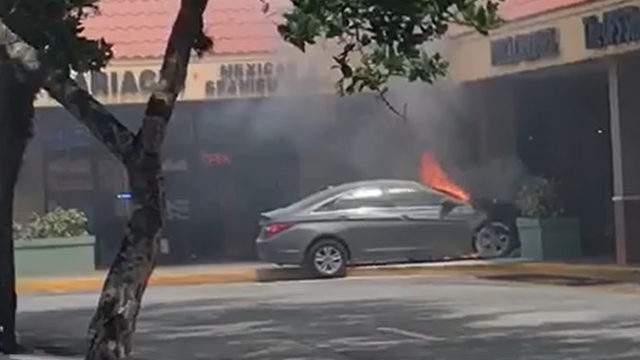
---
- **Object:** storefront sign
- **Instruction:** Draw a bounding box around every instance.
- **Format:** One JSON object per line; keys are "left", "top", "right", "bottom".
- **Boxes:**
{"left": 75, "top": 69, "right": 159, "bottom": 97}
{"left": 205, "top": 62, "right": 293, "bottom": 98}
{"left": 491, "top": 28, "right": 559, "bottom": 66}
{"left": 583, "top": 6, "right": 640, "bottom": 49}
{"left": 35, "top": 58, "right": 301, "bottom": 107}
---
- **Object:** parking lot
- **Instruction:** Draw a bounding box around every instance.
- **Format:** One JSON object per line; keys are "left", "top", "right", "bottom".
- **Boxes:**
{"left": 13, "top": 275, "right": 640, "bottom": 360}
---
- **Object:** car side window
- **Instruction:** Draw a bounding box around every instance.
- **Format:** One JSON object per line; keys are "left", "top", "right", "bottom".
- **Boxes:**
{"left": 318, "top": 186, "right": 391, "bottom": 211}
{"left": 386, "top": 187, "right": 444, "bottom": 207}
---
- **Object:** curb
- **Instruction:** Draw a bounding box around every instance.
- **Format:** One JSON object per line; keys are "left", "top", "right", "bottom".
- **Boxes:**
{"left": 349, "top": 262, "right": 640, "bottom": 283}
{"left": 16, "top": 261, "right": 640, "bottom": 294}
{"left": 17, "top": 269, "right": 256, "bottom": 294}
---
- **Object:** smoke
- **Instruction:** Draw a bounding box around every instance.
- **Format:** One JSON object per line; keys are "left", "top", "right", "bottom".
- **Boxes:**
{"left": 195, "top": 42, "right": 529, "bottom": 202}
{"left": 450, "top": 156, "right": 528, "bottom": 202}
{"left": 389, "top": 80, "right": 530, "bottom": 201}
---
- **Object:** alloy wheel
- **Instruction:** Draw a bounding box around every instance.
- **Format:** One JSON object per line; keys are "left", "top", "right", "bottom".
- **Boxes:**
{"left": 313, "top": 245, "right": 344, "bottom": 276}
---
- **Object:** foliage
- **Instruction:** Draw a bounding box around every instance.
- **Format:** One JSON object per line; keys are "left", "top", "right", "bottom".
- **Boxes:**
{"left": 515, "top": 177, "right": 564, "bottom": 219}
{"left": 14, "top": 208, "right": 89, "bottom": 240}
{"left": 1, "top": 0, "right": 112, "bottom": 74}
{"left": 279, "top": 0, "right": 502, "bottom": 98}
{"left": 11, "top": 221, "right": 23, "bottom": 239}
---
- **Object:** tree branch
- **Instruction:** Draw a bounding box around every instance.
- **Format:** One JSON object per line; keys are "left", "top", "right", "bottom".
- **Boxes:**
{"left": 353, "top": 42, "right": 409, "bottom": 122}
{"left": 0, "top": 20, "right": 38, "bottom": 72}
{"left": 138, "top": 0, "right": 210, "bottom": 154}
{"left": 0, "top": 18, "right": 135, "bottom": 162}
{"left": 377, "top": 90, "right": 409, "bottom": 122}
{"left": 145, "top": 0, "right": 210, "bottom": 117}
{"left": 43, "top": 70, "right": 136, "bottom": 161}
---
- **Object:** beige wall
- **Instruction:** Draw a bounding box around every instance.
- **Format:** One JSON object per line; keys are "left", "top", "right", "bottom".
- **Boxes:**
{"left": 34, "top": 46, "right": 338, "bottom": 108}
{"left": 447, "top": 0, "right": 640, "bottom": 82}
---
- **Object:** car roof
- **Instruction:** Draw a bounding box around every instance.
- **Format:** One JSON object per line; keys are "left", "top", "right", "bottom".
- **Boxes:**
{"left": 262, "top": 179, "right": 458, "bottom": 220}
{"left": 330, "top": 179, "right": 425, "bottom": 190}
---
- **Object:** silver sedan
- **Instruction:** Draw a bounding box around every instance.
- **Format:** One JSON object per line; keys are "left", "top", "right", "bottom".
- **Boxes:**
{"left": 255, "top": 180, "right": 515, "bottom": 277}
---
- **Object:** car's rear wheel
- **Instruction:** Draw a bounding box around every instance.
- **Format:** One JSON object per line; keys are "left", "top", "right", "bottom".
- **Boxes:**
{"left": 305, "top": 239, "right": 348, "bottom": 278}
{"left": 474, "top": 222, "right": 515, "bottom": 258}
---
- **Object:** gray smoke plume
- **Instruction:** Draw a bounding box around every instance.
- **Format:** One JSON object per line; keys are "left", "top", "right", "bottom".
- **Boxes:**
{"left": 196, "top": 44, "right": 529, "bottom": 202}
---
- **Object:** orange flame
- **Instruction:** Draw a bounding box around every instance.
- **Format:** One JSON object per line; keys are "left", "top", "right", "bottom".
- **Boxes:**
{"left": 420, "top": 152, "right": 470, "bottom": 203}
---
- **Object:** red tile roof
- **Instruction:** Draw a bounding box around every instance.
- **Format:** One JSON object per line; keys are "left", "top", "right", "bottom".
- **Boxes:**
{"left": 83, "top": 0, "right": 288, "bottom": 59}
{"left": 85, "top": 0, "right": 595, "bottom": 60}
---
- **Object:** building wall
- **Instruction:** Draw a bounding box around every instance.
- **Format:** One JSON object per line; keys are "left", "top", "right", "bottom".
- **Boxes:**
{"left": 447, "top": 0, "right": 640, "bottom": 82}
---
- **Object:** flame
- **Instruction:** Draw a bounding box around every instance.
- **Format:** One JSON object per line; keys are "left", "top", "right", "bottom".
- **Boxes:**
{"left": 420, "top": 152, "right": 470, "bottom": 203}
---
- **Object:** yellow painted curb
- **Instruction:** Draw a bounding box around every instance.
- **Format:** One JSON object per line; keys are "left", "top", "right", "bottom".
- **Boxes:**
{"left": 17, "top": 270, "right": 256, "bottom": 295}
{"left": 17, "top": 277, "right": 105, "bottom": 294}
{"left": 15, "top": 261, "right": 640, "bottom": 294}
{"left": 349, "top": 262, "right": 640, "bottom": 283}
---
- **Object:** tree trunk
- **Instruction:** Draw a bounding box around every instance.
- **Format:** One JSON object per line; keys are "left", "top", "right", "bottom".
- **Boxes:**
{"left": 0, "top": 1, "right": 210, "bottom": 358}
{"left": 83, "top": 2, "right": 210, "bottom": 358}
{"left": 84, "top": 153, "right": 164, "bottom": 359}
{"left": 0, "top": 63, "right": 35, "bottom": 354}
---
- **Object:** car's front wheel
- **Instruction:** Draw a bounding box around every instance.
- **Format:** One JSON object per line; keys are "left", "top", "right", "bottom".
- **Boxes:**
{"left": 473, "top": 222, "right": 515, "bottom": 258}
{"left": 305, "top": 239, "right": 348, "bottom": 278}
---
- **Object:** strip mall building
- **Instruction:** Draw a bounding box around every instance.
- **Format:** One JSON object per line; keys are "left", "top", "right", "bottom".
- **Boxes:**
{"left": 17, "top": 0, "right": 419, "bottom": 267}
{"left": 447, "top": 0, "right": 640, "bottom": 264}
{"left": 15, "top": 0, "right": 640, "bottom": 266}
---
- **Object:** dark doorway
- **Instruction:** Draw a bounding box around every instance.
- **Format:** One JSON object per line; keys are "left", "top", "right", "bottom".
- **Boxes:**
{"left": 514, "top": 62, "right": 615, "bottom": 257}
{"left": 192, "top": 100, "right": 301, "bottom": 261}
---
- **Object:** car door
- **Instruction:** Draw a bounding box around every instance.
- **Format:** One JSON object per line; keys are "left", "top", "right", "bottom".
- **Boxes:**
{"left": 386, "top": 185, "right": 474, "bottom": 260}
{"left": 314, "top": 186, "right": 409, "bottom": 264}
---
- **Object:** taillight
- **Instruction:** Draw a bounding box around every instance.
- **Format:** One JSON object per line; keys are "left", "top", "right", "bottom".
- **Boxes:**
{"left": 264, "top": 223, "right": 295, "bottom": 237}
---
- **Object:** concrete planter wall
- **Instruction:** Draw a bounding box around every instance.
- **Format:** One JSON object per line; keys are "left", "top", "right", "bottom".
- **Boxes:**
{"left": 516, "top": 218, "right": 581, "bottom": 261}
{"left": 14, "top": 235, "right": 96, "bottom": 277}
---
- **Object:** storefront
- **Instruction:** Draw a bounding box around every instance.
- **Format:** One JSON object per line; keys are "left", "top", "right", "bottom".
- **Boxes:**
{"left": 447, "top": 0, "right": 640, "bottom": 264}
{"left": 19, "top": 47, "right": 434, "bottom": 267}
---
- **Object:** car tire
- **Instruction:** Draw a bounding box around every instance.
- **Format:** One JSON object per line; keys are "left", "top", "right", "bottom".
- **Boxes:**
{"left": 305, "top": 239, "right": 348, "bottom": 278}
{"left": 473, "top": 222, "right": 515, "bottom": 259}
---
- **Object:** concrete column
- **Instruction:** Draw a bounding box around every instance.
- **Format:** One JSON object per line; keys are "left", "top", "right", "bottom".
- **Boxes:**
{"left": 608, "top": 57, "right": 640, "bottom": 264}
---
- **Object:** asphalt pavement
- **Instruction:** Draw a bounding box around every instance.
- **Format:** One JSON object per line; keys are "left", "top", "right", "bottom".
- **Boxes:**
{"left": 8, "top": 275, "right": 640, "bottom": 360}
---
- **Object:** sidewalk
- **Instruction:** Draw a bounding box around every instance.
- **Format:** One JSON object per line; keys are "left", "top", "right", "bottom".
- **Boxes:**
{"left": 15, "top": 259, "right": 640, "bottom": 294}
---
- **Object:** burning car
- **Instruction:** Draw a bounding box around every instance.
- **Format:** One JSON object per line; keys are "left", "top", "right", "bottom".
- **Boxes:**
{"left": 255, "top": 179, "right": 518, "bottom": 277}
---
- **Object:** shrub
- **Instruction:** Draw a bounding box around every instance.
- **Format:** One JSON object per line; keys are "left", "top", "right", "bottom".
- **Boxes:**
{"left": 16, "top": 208, "right": 89, "bottom": 240}
{"left": 12, "top": 221, "right": 25, "bottom": 240}
{"left": 515, "top": 177, "right": 564, "bottom": 219}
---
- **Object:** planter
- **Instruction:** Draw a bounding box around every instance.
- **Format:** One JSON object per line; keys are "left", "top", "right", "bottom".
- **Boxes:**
{"left": 516, "top": 218, "right": 581, "bottom": 261}
{"left": 14, "top": 235, "right": 96, "bottom": 277}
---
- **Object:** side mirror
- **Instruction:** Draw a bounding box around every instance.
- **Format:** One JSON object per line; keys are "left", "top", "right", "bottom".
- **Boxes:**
{"left": 440, "top": 199, "right": 458, "bottom": 218}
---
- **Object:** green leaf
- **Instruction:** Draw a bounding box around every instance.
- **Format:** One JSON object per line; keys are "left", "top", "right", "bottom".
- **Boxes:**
{"left": 341, "top": 63, "right": 353, "bottom": 78}
{"left": 281, "top": 0, "right": 502, "bottom": 97}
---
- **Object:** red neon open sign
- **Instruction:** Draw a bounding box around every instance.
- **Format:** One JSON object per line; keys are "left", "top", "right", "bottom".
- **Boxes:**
{"left": 201, "top": 152, "right": 232, "bottom": 166}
